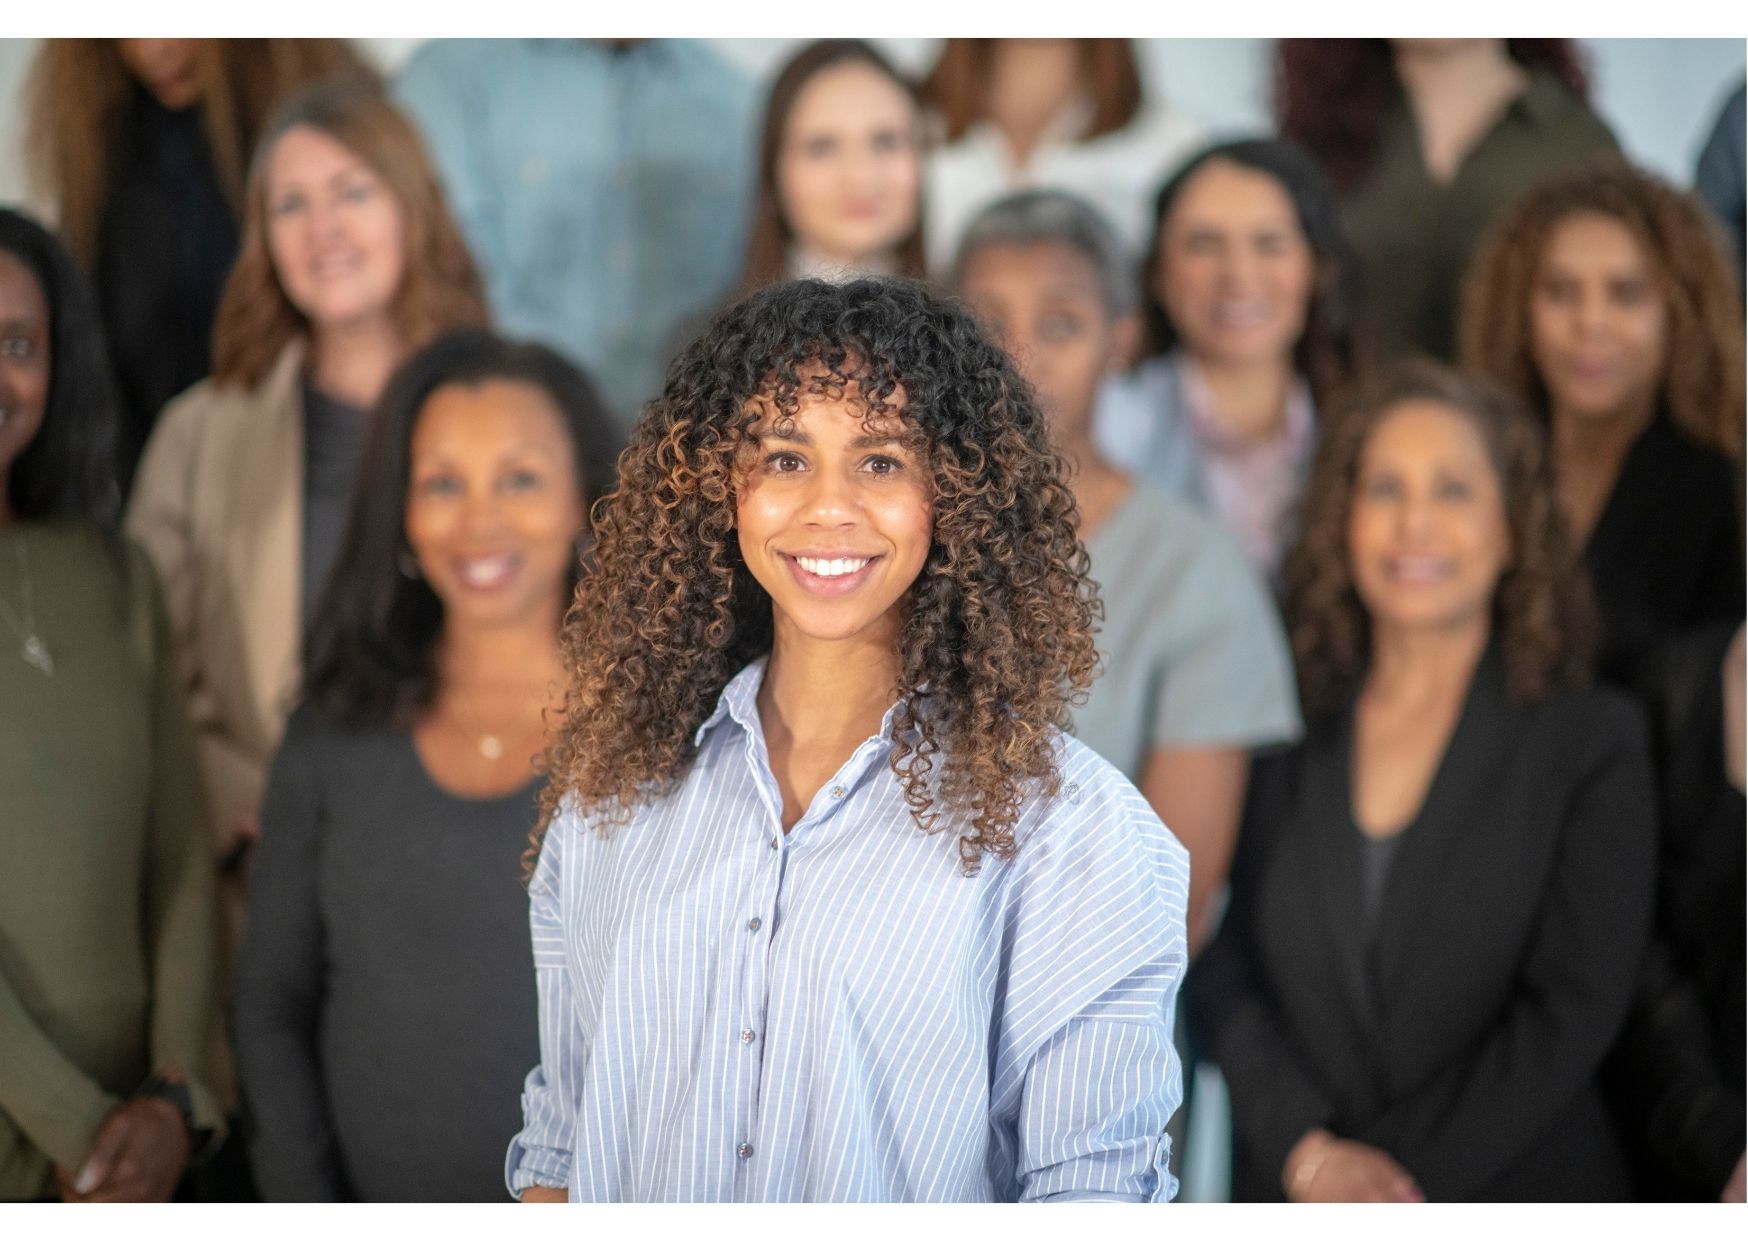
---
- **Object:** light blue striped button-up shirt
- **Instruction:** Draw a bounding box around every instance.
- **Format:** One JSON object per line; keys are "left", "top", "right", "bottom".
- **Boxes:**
{"left": 506, "top": 658, "right": 1189, "bottom": 1202}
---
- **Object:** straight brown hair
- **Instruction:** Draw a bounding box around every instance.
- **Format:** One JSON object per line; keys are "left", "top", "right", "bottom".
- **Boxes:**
{"left": 210, "top": 77, "right": 489, "bottom": 390}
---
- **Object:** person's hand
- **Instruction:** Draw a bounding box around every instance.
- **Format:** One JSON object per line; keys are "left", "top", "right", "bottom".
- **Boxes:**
{"left": 1285, "top": 1129, "right": 1423, "bottom": 1202}
{"left": 1721, "top": 1152, "right": 1745, "bottom": 1203}
{"left": 54, "top": 1098, "right": 190, "bottom": 1202}
{"left": 520, "top": 1185, "right": 567, "bottom": 1203}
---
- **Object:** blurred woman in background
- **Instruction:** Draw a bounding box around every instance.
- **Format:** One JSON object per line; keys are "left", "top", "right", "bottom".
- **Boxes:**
{"left": 0, "top": 208, "right": 222, "bottom": 1202}
{"left": 738, "top": 40, "right": 925, "bottom": 291}
{"left": 1461, "top": 160, "right": 1743, "bottom": 688}
{"left": 1276, "top": 38, "right": 1616, "bottom": 363}
{"left": 1096, "top": 137, "right": 1365, "bottom": 581}
{"left": 24, "top": 38, "right": 372, "bottom": 493}
{"left": 922, "top": 38, "right": 1202, "bottom": 272}
{"left": 126, "top": 77, "right": 487, "bottom": 934}
{"left": 955, "top": 188, "right": 1300, "bottom": 960}
{"left": 1195, "top": 363, "right": 1655, "bottom": 1201}
{"left": 234, "top": 331, "right": 617, "bottom": 1201}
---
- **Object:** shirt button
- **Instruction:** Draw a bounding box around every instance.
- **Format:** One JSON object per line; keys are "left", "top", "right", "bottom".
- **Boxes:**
{"left": 830, "top": 785, "right": 845, "bottom": 798}
{"left": 740, "top": 1028, "right": 756, "bottom": 1044}
{"left": 769, "top": 837, "right": 779, "bottom": 851}
{"left": 747, "top": 917, "right": 762, "bottom": 932}
{"left": 737, "top": 1142, "right": 754, "bottom": 1160}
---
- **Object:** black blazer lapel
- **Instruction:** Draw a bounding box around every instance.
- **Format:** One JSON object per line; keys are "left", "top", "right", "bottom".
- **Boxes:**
{"left": 1370, "top": 646, "right": 1524, "bottom": 1001}
{"left": 1299, "top": 707, "right": 1378, "bottom": 1034}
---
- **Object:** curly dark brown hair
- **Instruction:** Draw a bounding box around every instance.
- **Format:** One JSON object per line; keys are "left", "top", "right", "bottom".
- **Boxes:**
{"left": 534, "top": 277, "right": 1101, "bottom": 873}
{"left": 1284, "top": 360, "right": 1595, "bottom": 714}
{"left": 1460, "top": 158, "right": 1746, "bottom": 458}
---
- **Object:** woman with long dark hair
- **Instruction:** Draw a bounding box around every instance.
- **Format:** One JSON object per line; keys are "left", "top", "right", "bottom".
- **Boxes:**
{"left": 24, "top": 38, "right": 371, "bottom": 491}
{"left": 0, "top": 208, "right": 222, "bottom": 1202}
{"left": 1097, "top": 137, "right": 1365, "bottom": 580}
{"left": 737, "top": 40, "right": 925, "bottom": 292}
{"left": 1275, "top": 38, "right": 1616, "bottom": 362}
{"left": 233, "top": 331, "right": 617, "bottom": 1201}
{"left": 1194, "top": 363, "right": 1656, "bottom": 1200}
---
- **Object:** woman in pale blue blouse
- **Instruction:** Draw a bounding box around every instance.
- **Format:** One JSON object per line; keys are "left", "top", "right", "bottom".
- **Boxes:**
{"left": 1094, "top": 138, "right": 1366, "bottom": 581}
{"left": 508, "top": 277, "right": 1189, "bottom": 1203}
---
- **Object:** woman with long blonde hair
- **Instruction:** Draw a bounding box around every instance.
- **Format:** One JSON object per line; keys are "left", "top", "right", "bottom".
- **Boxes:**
{"left": 126, "top": 76, "right": 487, "bottom": 935}
{"left": 25, "top": 38, "right": 371, "bottom": 492}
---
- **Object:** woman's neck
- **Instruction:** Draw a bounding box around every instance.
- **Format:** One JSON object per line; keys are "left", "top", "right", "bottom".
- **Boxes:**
{"left": 1550, "top": 398, "right": 1655, "bottom": 470}
{"left": 790, "top": 241, "right": 899, "bottom": 282}
{"left": 434, "top": 607, "right": 567, "bottom": 702}
{"left": 1391, "top": 38, "right": 1522, "bottom": 102}
{"left": 308, "top": 316, "right": 404, "bottom": 409}
{"left": 1056, "top": 422, "right": 1131, "bottom": 539}
{"left": 759, "top": 619, "right": 902, "bottom": 757}
{"left": 1192, "top": 353, "right": 1298, "bottom": 443}
{"left": 984, "top": 39, "right": 1082, "bottom": 168}
{"left": 1364, "top": 616, "right": 1490, "bottom": 707}
{"left": 1392, "top": 39, "right": 1527, "bottom": 184}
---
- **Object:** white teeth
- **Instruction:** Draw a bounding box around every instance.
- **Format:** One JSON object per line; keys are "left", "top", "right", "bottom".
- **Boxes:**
{"left": 458, "top": 554, "right": 516, "bottom": 587}
{"left": 796, "top": 556, "right": 870, "bottom": 578}
{"left": 1388, "top": 556, "right": 1450, "bottom": 582}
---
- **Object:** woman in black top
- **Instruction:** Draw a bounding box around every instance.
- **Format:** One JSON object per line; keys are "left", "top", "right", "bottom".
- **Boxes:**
{"left": 233, "top": 332, "right": 618, "bottom": 1200}
{"left": 1604, "top": 618, "right": 1746, "bottom": 1201}
{"left": 1194, "top": 363, "right": 1657, "bottom": 1201}
{"left": 23, "top": 38, "right": 369, "bottom": 493}
{"left": 1461, "top": 160, "right": 1743, "bottom": 690}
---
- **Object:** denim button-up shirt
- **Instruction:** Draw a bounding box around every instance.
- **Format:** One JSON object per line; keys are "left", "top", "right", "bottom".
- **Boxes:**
{"left": 396, "top": 39, "right": 756, "bottom": 429}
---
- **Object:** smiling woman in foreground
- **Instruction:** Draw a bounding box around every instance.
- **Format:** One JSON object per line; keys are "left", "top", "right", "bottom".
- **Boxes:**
{"left": 508, "top": 277, "right": 1189, "bottom": 1203}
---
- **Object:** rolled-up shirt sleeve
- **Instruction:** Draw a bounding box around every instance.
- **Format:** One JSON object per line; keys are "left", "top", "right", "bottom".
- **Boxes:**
{"left": 505, "top": 814, "right": 579, "bottom": 1198}
{"left": 993, "top": 750, "right": 1190, "bottom": 1202}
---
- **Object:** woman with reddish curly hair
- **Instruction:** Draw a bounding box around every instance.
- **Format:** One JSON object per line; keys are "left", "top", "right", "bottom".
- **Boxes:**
{"left": 1275, "top": 38, "right": 1616, "bottom": 363}
{"left": 1193, "top": 362, "right": 1656, "bottom": 1201}
{"left": 507, "top": 277, "right": 1189, "bottom": 1202}
{"left": 1461, "top": 159, "right": 1744, "bottom": 688}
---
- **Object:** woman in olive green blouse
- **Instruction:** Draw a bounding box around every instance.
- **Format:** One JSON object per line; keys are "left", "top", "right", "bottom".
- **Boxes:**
{"left": 0, "top": 208, "right": 222, "bottom": 1202}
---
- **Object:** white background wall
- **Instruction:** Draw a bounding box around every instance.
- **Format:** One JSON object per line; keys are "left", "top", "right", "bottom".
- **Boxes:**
{"left": 0, "top": 37, "right": 1741, "bottom": 213}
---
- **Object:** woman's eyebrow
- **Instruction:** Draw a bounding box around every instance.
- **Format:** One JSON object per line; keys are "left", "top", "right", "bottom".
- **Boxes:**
{"left": 850, "top": 432, "right": 905, "bottom": 449}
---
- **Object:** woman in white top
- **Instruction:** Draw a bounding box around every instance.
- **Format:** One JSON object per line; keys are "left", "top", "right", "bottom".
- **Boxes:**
{"left": 921, "top": 39, "right": 1202, "bottom": 273}
{"left": 737, "top": 40, "right": 925, "bottom": 292}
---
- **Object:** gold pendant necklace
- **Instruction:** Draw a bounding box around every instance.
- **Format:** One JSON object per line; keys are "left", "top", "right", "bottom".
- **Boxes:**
{"left": 0, "top": 536, "right": 54, "bottom": 677}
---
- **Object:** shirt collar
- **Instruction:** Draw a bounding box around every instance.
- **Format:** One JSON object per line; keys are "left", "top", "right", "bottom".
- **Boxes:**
{"left": 692, "top": 656, "right": 918, "bottom": 748}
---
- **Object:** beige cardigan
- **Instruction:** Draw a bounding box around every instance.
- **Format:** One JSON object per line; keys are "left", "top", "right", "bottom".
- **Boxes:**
{"left": 126, "top": 343, "right": 307, "bottom": 857}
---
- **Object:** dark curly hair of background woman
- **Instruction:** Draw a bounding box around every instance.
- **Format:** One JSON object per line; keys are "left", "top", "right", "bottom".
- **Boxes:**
{"left": 533, "top": 277, "right": 1102, "bottom": 873}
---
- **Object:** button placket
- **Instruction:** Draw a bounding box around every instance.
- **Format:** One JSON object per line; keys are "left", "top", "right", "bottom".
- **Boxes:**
{"left": 733, "top": 801, "right": 783, "bottom": 1197}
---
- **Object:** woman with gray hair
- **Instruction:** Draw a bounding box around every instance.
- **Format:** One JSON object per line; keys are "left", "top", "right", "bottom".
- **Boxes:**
{"left": 954, "top": 188, "right": 1300, "bottom": 962}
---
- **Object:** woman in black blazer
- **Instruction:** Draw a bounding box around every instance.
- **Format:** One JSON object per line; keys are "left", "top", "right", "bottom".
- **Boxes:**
{"left": 1194, "top": 362, "right": 1658, "bottom": 1202}
{"left": 1461, "top": 161, "right": 1743, "bottom": 691}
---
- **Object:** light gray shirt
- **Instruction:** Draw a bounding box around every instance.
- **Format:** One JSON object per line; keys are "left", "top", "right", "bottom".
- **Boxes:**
{"left": 1072, "top": 484, "right": 1302, "bottom": 781}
